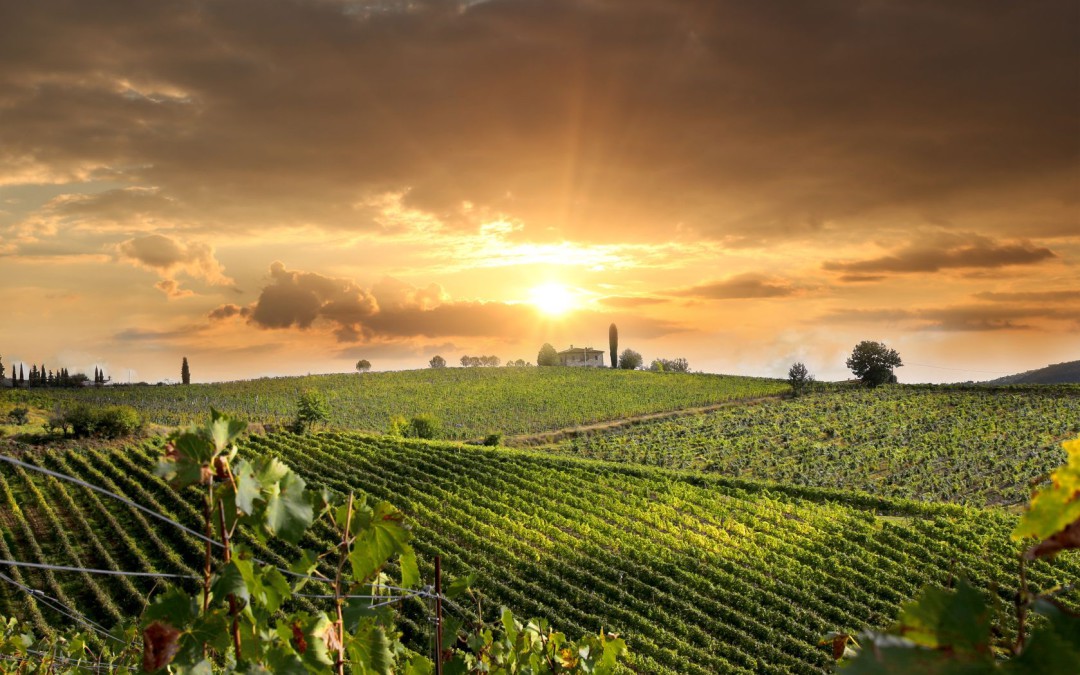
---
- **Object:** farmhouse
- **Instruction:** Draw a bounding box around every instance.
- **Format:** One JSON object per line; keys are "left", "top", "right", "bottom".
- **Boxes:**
{"left": 558, "top": 346, "right": 605, "bottom": 367}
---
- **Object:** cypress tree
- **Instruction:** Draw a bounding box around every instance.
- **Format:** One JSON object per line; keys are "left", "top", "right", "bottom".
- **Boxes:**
{"left": 609, "top": 323, "right": 618, "bottom": 369}
{"left": 0, "top": 355, "right": 5, "bottom": 387}
{"left": 181, "top": 357, "right": 190, "bottom": 385}
{"left": 19, "top": 364, "right": 24, "bottom": 386}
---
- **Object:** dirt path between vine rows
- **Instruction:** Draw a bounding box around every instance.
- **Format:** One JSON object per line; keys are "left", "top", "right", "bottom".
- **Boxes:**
{"left": 502, "top": 394, "right": 786, "bottom": 447}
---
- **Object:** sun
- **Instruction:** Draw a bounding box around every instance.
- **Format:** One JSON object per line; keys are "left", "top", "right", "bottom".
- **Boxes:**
{"left": 530, "top": 282, "right": 576, "bottom": 316}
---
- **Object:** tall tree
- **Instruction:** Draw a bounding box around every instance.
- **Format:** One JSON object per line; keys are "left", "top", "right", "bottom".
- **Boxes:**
{"left": 181, "top": 357, "right": 191, "bottom": 385}
{"left": 19, "top": 364, "right": 24, "bottom": 386}
{"left": 609, "top": 323, "right": 618, "bottom": 369}
{"left": 846, "top": 340, "right": 902, "bottom": 387}
{"left": 537, "top": 343, "right": 559, "bottom": 367}
{"left": 0, "top": 355, "right": 5, "bottom": 386}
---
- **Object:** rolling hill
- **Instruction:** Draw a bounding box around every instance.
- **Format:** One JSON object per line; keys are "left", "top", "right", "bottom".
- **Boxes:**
{"left": 986, "top": 360, "right": 1080, "bottom": 385}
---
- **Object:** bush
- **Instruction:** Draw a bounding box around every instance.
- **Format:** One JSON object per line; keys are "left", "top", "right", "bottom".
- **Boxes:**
{"left": 54, "top": 403, "right": 141, "bottom": 438}
{"left": 388, "top": 414, "right": 441, "bottom": 439}
{"left": 6, "top": 407, "right": 29, "bottom": 425}
{"left": 295, "top": 389, "right": 330, "bottom": 432}
{"left": 66, "top": 404, "right": 98, "bottom": 437}
{"left": 482, "top": 432, "right": 503, "bottom": 447}
{"left": 387, "top": 415, "right": 410, "bottom": 437}
{"left": 618, "top": 349, "right": 643, "bottom": 370}
{"left": 96, "top": 406, "right": 143, "bottom": 439}
{"left": 649, "top": 357, "right": 689, "bottom": 373}
{"left": 407, "top": 414, "right": 441, "bottom": 440}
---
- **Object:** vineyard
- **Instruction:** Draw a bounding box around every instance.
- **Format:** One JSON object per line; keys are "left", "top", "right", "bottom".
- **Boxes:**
{"left": 542, "top": 385, "right": 1080, "bottom": 507}
{"left": 31, "top": 368, "right": 788, "bottom": 438}
{"left": 1, "top": 433, "right": 1077, "bottom": 673}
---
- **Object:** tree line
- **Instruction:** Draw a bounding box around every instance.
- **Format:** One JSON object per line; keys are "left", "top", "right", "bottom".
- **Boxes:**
{"left": 0, "top": 354, "right": 107, "bottom": 388}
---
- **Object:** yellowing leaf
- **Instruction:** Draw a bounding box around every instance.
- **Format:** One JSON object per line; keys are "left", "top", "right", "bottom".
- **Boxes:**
{"left": 1012, "top": 436, "right": 1080, "bottom": 544}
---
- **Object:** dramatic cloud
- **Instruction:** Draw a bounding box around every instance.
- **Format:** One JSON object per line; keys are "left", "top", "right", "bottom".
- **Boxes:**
{"left": 672, "top": 274, "right": 797, "bottom": 300}
{"left": 213, "top": 262, "right": 541, "bottom": 342}
{"left": 0, "top": 0, "right": 1075, "bottom": 244}
{"left": 825, "top": 234, "right": 1056, "bottom": 276}
{"left": 1, "top": 0, "right": 1077, "bottom": 382}
{"left": 116, "top": 234, "right": 233, "bottom": 296}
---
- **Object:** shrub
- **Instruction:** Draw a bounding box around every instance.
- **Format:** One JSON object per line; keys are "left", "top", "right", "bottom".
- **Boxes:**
{"left": 54, "top": 403, "right": 141, "bottom": 438}
{"left": 6, "top": 407, "right": 29, "bottom": 425}
{"left": 407, "top": 414, "right": 441, "bottom": 440}
{"left": 618, "top": 349, "right": 642, "bottom": 370}
{"left": 66, "top": 404, "right": 98, "bottom": 437}
{"left": 387, "top": 415, "right": 409, "bottom": 437}
{"left": 482, "top": 432, "right": 503, "bottom": 446}
{"left": 295, "top": 389, "right": 330, "bottom": 432}
{"left": 95, "top": 406, "right": 143, "bottom": 439}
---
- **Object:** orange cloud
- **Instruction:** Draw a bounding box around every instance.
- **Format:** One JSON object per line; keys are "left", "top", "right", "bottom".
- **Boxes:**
{"left": 825, "top": 234, "right": 1055, "bottom": 276}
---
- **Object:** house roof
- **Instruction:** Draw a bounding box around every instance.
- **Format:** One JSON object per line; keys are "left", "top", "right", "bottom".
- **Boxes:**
{"left": 557, "top": 346, "right": 603, "bottom": 355}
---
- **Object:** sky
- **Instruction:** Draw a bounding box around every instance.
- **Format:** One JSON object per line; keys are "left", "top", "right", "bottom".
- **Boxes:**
{"left": 1, "top": 0, "right": 1077, "bottom": 384}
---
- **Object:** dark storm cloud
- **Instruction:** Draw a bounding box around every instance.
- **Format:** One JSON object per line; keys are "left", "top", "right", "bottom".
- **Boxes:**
{"left": 672, "top": 274, "right": 797, "bottom": 300}
{"left": 825, "top": 234, "right": 1057, "bottom": 276}
{"left": 2, "top": 0, "right": 1076, "bottom": 242}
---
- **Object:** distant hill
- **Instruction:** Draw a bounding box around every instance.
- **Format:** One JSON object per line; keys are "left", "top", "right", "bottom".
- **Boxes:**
{"left": 986, "top": 360, "right": 1080, "bottom": 385}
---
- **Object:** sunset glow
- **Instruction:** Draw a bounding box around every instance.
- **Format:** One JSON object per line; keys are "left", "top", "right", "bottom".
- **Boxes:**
{"left": 530, "top": 283, "right": 577, "bottom": 317}
{"left": 0, "top": 1, "right": 1075, "bottom": 384}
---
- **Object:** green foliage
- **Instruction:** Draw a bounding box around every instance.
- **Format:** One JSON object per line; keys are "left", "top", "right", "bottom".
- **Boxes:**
{"left": 38, "top": 368, "right": 788, "bottom": 439}
{"left": 482, "top": 432, "right": 503, "bottom": 446}
{"left": 847, "top": 340, "right": 903, "bottom": 387}
{"left": 788, "top": 361, "right": 813, "bottom": 396}
{"left": 1012, "top": 436, "right": 1080, "bottom": 551}
{"left": 838, "top": 436, "right": 1080, "bottom": 672}
{"left": 548, "top": 386, "right": 1080, "bottom": 507}
{"left": 48, "top": 403, "right": 142, "bottom": 438}
{"left": 295, "top": 389, "right": 331, "bottom": 433}
{"left": 5, "top": 407, "right": 28, "bottom": 425}
{"left": 649, "top": 357, "right": 689, "bottom": 373}
{"left": 387, "top": 414, "right": 410, "bottom": 437}
{"left": 617, "top": 349, "right": 642, "bottom": 370}
{"left": 181, "top": 357, "right": 191, "bottom": 385}
{"left": 445, "top": 608, "right": 627, "bottom": 674}
{"left": 429, "top": 355, "right": 446, "bottom": 369}
{"left": 537, "top": 343, "right": 559, "bottom": 367}
{"left": 95, "top": 405, "right": 143, "bottom": 438}
{"left": 387, "top": 414, "right": 440, "bottom": 439}
{"left": 0, "top": 412, "right": 632, "bottom": 674}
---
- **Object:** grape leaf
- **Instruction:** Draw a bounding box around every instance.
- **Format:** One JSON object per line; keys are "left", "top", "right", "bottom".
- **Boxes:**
{"left": 1012, "top": 437, "right": 1080, "bottom": 545}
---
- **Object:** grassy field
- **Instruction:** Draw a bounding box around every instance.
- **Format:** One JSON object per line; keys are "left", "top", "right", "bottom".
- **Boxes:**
{"left": 25, "top": 368, "right": 788, "bottom": 438}
{"left": 540, "top": 385, "right": 1080, "bottom": 507}
{"left": 0, "top": 433, "right": 1077, "bottom": 674}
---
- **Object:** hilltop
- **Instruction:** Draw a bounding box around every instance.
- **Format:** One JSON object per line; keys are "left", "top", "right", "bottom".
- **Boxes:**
{"left": 27, "top": 368, "right": 787, "bottom": 438}
{"left": 985, "top": 360, "right": 1080, "bottom": 385}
